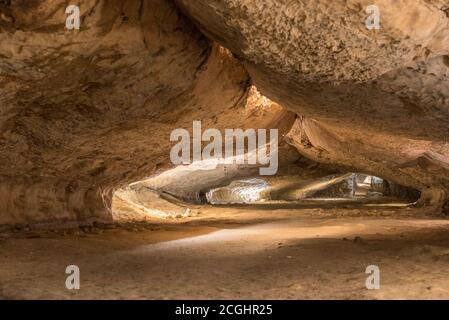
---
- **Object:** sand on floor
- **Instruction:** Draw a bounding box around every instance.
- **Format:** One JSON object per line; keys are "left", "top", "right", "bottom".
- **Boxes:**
{"left": 1, "top": 205, "right": 449, "bottom": 300}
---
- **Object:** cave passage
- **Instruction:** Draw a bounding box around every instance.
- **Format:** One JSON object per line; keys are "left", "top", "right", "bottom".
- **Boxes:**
{"left": 2, "top": 0, "right": 449, "bottom": 302}
{"left": 205, "top": 173, "right": 420, "bottom": 206}
{"left": 112, "top": 161, "right": 421, "bottom": 222}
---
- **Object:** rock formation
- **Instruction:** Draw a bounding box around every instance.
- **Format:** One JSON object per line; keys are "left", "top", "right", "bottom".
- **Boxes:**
{"left": 0, "top": 0, "right": 292, "bottom": 225}
{"left": 176, "top": 0, "right": 449, "bottom": 213}
{"left": 1, "top": 0, "right": 448, "bottom": 226}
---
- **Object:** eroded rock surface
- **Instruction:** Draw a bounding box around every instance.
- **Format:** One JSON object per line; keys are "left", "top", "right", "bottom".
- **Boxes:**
{"left": 176, "top": 0, "right": 449, "bottom": 212}
{"left": 2, "top": 0, "right": 449, "bottom": 225}
{"left": 0, "top": 0, "right": 291, "bottom": 225}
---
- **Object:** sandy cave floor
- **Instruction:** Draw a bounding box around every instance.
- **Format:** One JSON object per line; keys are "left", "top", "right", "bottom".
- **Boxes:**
{"left": 1, "top": 206, "right": 449, "bottom": 300}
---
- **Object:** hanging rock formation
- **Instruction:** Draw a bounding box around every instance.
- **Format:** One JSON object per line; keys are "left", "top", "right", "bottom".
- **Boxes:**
{"left": 1, "top": 0, "right": 449, "bottom": 225}
{"left": 0, "top": 0, "right": 293, "bottom": 225}
{"left": 175, "top": 0, "right": 449, "bottom": 212}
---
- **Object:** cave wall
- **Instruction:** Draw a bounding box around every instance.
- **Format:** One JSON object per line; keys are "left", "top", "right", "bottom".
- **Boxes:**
{"left": 175, "top": 0, "right": 449, "bottom": 212}
{"left": 0, "top": 0, "right": 290, "bottom": 225}
{"left": 2, "top": 0, "right": 449, "bottom": 225}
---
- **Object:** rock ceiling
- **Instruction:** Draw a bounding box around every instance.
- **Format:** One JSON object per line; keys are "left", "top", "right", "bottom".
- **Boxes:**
{"left": 1, "top": 0, "right": 449, "bottom": 225}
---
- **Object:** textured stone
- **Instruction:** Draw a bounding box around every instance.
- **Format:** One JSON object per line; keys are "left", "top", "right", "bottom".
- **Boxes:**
{"left": 176, "top": 0, "right": 449, "bottom": 211}
{"left": 0, "top": 0, "right": 290, "bottom": 224}
{"left": 2, "top": 0, "right": 449, "bottom": 226}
